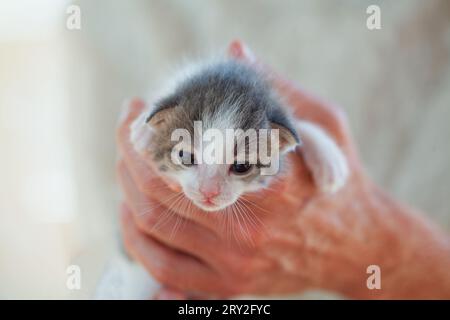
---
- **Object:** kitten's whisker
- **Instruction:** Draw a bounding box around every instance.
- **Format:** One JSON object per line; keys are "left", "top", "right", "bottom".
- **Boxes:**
{"left": 150, "top": 193, "right": 184, "bottom": 232}
{"left": 218, "top": 208, "right": 227, "bottom": 237}
{"left": 238, "top": 200, "right": 262, "bottom": 246}
{"left": 223, "top": 206, "right": 232, "bottom": 245}
{"left": 236, "top": 199, "right": 262, "bottom": 233}
{"left": 186, "top": 198, "right": 193, "bottom": 220}
{"left": 240, "top": 195, "right": 272, "bottom": 215}
{"left": 232, "top": 203, "right": 252, "bottom": 247}
{"left": 134, "top": 199, "right": 156, "bottom": 210}
{"left": 229, "top": 205, "right": 241, "bottom": 249}
{"left": 148, "top": 207, "right": 171, "bottom": 232}
{"left": 136, "top": 192, "right": 183, "bottom": 216}
{"left": 234, "top": 201, "right": 255, "bottom": 247}
{"left": 171, "top": 195, "right": 193, "bottom": 240}
{"left": 134, "top": 194, "right": 171, "bottom": 212}
{"left": 237, "top": 198, "right": 269, "bottom": 239}
{"left": 169, "top": 195, "right": 187, "bottom": 240}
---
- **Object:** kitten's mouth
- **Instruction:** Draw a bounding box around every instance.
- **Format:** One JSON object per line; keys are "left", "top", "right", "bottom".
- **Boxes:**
{"left": 201, "top": 199, "right": 217, "bottom": 209}
{"left": 193, "top": 199, "right": 227, "bottom": 212}
{"left": 184, "top": 191, "right": 235, "bottom": 212}
{"left": 202, "top": 199, "right": 215, "bottom": 205}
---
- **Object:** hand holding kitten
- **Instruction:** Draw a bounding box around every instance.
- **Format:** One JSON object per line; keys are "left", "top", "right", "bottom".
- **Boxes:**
{"left": 116, "top": 41, "right": 450, "bottom": 299}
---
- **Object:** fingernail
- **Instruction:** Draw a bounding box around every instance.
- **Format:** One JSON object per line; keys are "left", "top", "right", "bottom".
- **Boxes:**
{"left": 228, "top": 40, "right": 255, "bottom": 63}
{"left": 229, "top": 40, "right": 243, "bottom": 58}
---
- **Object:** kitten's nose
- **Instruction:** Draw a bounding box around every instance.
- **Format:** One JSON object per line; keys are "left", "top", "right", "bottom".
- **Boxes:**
{"left": 199, "top": 187, "right": 220, "bottom": 200}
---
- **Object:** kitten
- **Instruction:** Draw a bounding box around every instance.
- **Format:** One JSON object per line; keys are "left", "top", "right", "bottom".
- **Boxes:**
{"left": 96, "top": 57, "right": 348, "bottom": 299}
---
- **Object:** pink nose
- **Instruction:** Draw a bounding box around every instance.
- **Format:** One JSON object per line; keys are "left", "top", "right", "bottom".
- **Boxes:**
{"left": 200, "top": 188, "right": 220, "bottom": 200}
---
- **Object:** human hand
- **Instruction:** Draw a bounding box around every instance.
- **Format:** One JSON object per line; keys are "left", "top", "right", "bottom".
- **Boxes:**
{"left": 117, "top": 41, "right": 450, "bottom": 299}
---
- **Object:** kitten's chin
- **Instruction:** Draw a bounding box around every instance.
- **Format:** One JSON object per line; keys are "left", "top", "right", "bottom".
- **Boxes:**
{"left": 192, "top": 200, "right": 233, "bottom": 213}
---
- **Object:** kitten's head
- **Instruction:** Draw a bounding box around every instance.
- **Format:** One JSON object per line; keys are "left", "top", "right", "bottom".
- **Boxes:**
{"left": 132, "top": 61, "right": 299, "bottom": 212}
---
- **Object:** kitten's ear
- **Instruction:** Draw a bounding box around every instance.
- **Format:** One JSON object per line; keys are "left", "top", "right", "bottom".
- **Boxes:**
{"left": 268, "top": 107, "right": 300, "bottom": 153}
{"left": 146, "top": 108, "right": 176, "bottom": 127}
{"left": 270, "top": 122, "right": 300, "bottom": 153}
{"left": 146, "top": 95, "right": 179, "bottom": 127}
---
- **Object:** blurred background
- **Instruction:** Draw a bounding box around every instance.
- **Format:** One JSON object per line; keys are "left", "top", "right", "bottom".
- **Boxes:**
{"left": 0, "top": 0, "right": 449, "bottom": 299}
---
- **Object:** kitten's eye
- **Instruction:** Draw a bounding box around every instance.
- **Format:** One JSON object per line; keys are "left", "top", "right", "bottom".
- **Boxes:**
{"left": 230, "top": 161, "right": 253, "bottom": 175}
{"left": 178, "top": 150, "right": 195, "bottom": 166}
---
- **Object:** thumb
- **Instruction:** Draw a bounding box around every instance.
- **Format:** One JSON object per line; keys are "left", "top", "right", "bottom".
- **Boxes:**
{"left": 228, "top": 39, "right": 256, "bottom": 63}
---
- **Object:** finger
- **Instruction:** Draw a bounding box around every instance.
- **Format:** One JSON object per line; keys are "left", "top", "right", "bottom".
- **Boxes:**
{"left": 117, "top": 98, "right": 147, "bottom": 138}
{"left": 120, "top": 204, "right": 232, "bottom": 294}
{"left": 118, "top": 164, "right": 226, "bottom": 264}
{"left": 228, "top": 39, "right": 256, "bottom": 63}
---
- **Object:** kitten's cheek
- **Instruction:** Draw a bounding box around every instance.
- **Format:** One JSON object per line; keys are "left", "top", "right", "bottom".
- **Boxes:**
{"left": 161, "top": 176, "right": 181, "bottom": 192}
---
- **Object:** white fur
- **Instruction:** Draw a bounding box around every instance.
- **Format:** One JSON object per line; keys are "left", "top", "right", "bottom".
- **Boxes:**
{"left": 94, "top": 253, "right": 159, "bottom": 300}
{"left": 295, "top": 120, "right": 349, "bottom": 193}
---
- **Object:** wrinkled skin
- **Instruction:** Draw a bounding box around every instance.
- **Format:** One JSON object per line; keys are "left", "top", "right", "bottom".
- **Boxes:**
{"left": 116, "top": 41, "right": 450, "bottom": 299}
